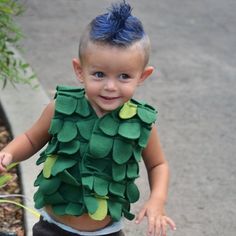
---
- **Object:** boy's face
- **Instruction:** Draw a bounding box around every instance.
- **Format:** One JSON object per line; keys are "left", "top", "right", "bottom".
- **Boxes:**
{"left": 73, "top": 42, "right": 153, "bottom": 117}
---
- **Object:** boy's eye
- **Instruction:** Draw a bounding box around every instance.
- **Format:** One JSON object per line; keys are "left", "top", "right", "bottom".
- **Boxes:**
{"left": 119, "top": 74, "right": 130, "bottom": 80}
{"left": 93, "top": 72, "right": 104, "bottom": 78}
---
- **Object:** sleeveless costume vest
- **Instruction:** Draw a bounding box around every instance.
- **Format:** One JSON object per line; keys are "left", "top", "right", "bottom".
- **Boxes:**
{"left": 34, "top": 86, "right": 157, "bottom": 221}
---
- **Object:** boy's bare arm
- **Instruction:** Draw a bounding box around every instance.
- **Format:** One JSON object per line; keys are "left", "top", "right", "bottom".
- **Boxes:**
{"left": 0, "top": 101, "right": 55, "bottom": 170}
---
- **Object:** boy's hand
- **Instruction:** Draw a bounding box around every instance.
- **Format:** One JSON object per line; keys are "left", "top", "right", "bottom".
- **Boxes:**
{"left": 0, "top": 152, "right": 13, "bottom": 172}
{"left": 135, "top": 199, "right": 176, "bottom": 236}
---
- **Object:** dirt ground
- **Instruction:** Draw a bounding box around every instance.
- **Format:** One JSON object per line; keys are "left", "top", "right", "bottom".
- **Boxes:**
{"left": 15, "top": 0, "right": 236, "bottom": 235}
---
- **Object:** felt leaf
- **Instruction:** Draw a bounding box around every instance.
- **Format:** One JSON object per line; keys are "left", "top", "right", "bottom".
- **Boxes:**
{"left": 84, "top": 157, "right": 110, "bottom": 172}
{"left": 99, "top": 115, "right": 119, "bottom": 136}
{"left": 51, "top": 158, "right": 77, "bottom": 176}
{"left": 76, "top": 118, "right": 95, "bottom": 140}
{"left": 34, "top": 171, "right": 44, "bottom": 187}
{"left": 33, "top": 190, "right": 45, "bottom": 209}
{"left": 44, "top": 138, "right": 58, "bottom": 155}
{"left": 52, "top": 204, "right": 67, "bottom": 215}
{"left": 66, "top": 203, "right": 85, "bottom": 215}
{"left": 112, "top": 162, "right": 126, "bottom": 182}
{"left": 123, "top": 209, "right": 135, "bottom": 220}
{"left": 119, "top": 101, "right": 137, "bottom": 119}
{"left": 59, "top": 184, "right": 83, "bottom": 203}
{"left": 109, "top": 182, "right": 125, "bottom": 197}
{"left": 89, "top": 198, "right": 108, "bottom": 221}
{"left": 39, "top": 177, "right": 61, "bottom": 194}
{"left": 127, "top": 162, "right": 139, "bottom": 179}
{"left": 76, "top": 98, "right": 91, "bottom": 117}
{"left": 133, "top": 146, "right": 142, "bottom": 162}
{"left": 137, "top": 106, "right": 157, "bottom": 124}
{"left": 58, "top": 140, "right": 80, "bottom": 155}
{"left": 58, "top": 121, "right": 78, "bottom": 142}
{"left": 48, "top": 118, "right": 63, "bottom": 135}
{"left": 126, "top": 182, "right": 140, "bottom": 203}
{"left": 89, "top": 134, "right": 113, "bottom": 158}
{"left": 108, "top": 201, "right": 122, "bottom": 221}
{"left": 84, "top": 196, "right": 98, "bottom": 214}
{"left": 82, "top": 176, "right": 94, "bottom": 190}
{"left": 55, "top": 95, "right": 77, "bottom": 115}
{"left": 139, "top": 126, "right": 151, "bottom": 147}
{"left": 44, "top": 192, "right": 66, "bottom": 205}
{"left": 43, "top": 155, "right": 58, "bottom": 178}
{"left": 118, "top": 122, "right": 141, "bottom": 139}
{"left": 113, "top": 138, "right": 132, "bottom": 164}
{"left": 58, "top": 170, "right": 80, "bottom": 186}
{"left": 94, "top": 177, "right": 109, "bottom": 196}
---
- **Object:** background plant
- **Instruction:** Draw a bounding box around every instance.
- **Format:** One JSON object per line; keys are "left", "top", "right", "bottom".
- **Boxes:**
{"left": 0, "top": 0, "right": 36, "bottom": 88}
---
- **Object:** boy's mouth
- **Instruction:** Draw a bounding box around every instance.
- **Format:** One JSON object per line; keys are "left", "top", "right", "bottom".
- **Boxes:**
{"left": 100, "top": 95, "right": 121, "bottom": 100}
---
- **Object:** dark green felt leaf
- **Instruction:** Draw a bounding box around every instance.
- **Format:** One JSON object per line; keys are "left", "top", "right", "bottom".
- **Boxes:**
{"left": 59, "top": 184, "right": 83, "bottom": 203}
{"left": 76, "top": 98, "right": 91, "bottom": 117}
{"left": 82, "top": 176, "right": 94, "bottom": 190}
{"left": 34, "top": 190, "right": 45, "bottom": 209}
{"left": 51, "top": 158, "right": 77, "bottom": 176}
{"left": 44, "top": 138, "right": 58, "bottom": 155}
{"left": 58, "top": 170, "right": 80, "bottom": 186}
{"left": 34, "top": 171, "right": 44, "bottom": 187}
{"left": 89, "top": 134, "right": 113, "bottom": 158}
{"left": 56, "top": 95, "right": 77, "bottom": 115}
{"left": 126, "top": 182, "right": 140, "bottom": 203}
{"left": 99, "top": 115, "right": 119, "bottom": 136}
{"left": 52, "top": 204, "right": 67, "bottom": 215}
{"left": 48, "top": 118, "right": 63, "bottom": 135}
{"left": 127, "top": 163, "right": 139, "bottom": 179}
{"left": 58, "top": 140, "right": 80, "bottom": 155}
{"left": 66, "top": 203, "right": 85, "bottom": 215}
{"left": 118, "top": 122, "right": 141, "bottom": 139}
{"left": 84, "top": 196, "right": 98, "bottom": 214}
{"left": 44, "top": 192, "right": 66, "bottom": 204}
{"left": 58, "top": 121, "right": 78, "bottom": 142}
{"left": 133, "top": 146, "right": 142, "bottom": 162}
{"left": 123, "top": 209, "right": 135, "bottom": 220}
{"left": 108, "top": 201, "right": 122, "bottom": 221}
{"left": 109, "top": 182, "right": 125, "bottom": 197}
{"left": 137, "top": 107, "right": 157, "bottom": 124}
{"left": 76, "top": 118, "right": 95, "bottom": 140}
{"left": 39, "top": 177, "right": 61, "bottom": 194}
{"left": 113, "top": 139, "right": 132, "bottom": 164}
{"left": 138, "top": 127, "right": 151, "bottom": 148}
{"left": 112, "top": 162, "right": 126, "bottom": 181}
{"left": 94, "top": 177, "right": 109, "bottom": 196}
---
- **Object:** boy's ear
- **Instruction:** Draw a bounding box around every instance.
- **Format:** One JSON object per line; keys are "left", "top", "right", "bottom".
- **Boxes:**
{"left": 72, "top": 58, "right": 84, "bottom": 83}
{"left": 138, "top": 66, "right": 154, "bottom": 85}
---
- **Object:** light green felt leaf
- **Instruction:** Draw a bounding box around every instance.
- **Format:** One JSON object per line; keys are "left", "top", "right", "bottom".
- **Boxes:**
{"left": 118, "top": 122, "right": 141, "bottom": 139}
{"left": 94, "top": 177, "right": 109, "bottom": 196}
{"left": 51, "top": 158, "right": 77, "bottom": 176}
{"left": 89, "top": 198, "right": 108, "bottom": 221}
{"left": 112, "top": 162, "right": 126, "bottom": 182}
{"left": 56, "top": 95, "right": 77, "bottom": 115}
{"left": 126, "top": 182, "right": 140, "bottom": 203}
{"left": 99, "top": 115, "right": 119, "bottom": 136}
{"left": 39, "top": 177, "right": 61, "bottom": 194}
{"left": 108, "top": 201, "right": 122, "bottom": 221}
{"left": 113, "top": 138, "right": 132, "bottom": 164}
{"left": 58, "top": 121, "right": 78, "bottom": 142}
{"left": 58, "top": 140, "right": 80, "bottom": 155}
{"left": 109, "top": 182, "right": 125, "bottom": 197}
{"left": 66, "top": 203, "right": 85, "bottom": 215}
{"left": 137, "top": 106, "right": 157, "bottom": 124}
{"left": 119, "top": 101, "right": 137, "bottom": 119}
{"left": 89, "top": 134, "right": 113, "bottom": 158}
{"left": 43, "top": 155, "right": 58, "bottom": 178}
{"left": 84, "top": 196, "right": 98, "bottom": 214}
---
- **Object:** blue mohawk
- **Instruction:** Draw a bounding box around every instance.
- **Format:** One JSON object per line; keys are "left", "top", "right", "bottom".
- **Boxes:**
{"left": 90, "top": 1, "right": 145, "bottom": 46}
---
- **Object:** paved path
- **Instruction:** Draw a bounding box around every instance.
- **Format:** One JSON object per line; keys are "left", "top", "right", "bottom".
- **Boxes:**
{"left": 13, "top": 0, "right": 236, "bottom": 235}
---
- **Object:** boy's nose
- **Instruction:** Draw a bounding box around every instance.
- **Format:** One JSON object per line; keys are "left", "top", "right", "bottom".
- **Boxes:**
{"left": 104, "top": 78, "right": 117, "bottom": 91}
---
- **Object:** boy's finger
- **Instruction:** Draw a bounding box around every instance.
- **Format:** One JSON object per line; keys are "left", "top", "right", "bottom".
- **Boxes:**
{"left": 135, "top": 208, "right": 146, "bottom": 224}
{"left": 165, "top": 216, "right": 177, "bottom": 230}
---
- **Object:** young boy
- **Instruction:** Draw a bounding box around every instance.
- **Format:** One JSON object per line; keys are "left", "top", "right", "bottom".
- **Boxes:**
{"left": 0, "top": 2, "right": 176, "bottom": 236}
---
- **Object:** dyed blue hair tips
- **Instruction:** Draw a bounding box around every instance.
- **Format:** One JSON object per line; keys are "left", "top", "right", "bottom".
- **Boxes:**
{"left": 90, "top": 1, "right": 145, "bottom": 46}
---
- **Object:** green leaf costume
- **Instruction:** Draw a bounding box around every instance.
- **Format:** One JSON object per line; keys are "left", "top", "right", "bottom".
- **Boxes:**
{"left": 34, "top": 86, "right": 157, "bottom": 221}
